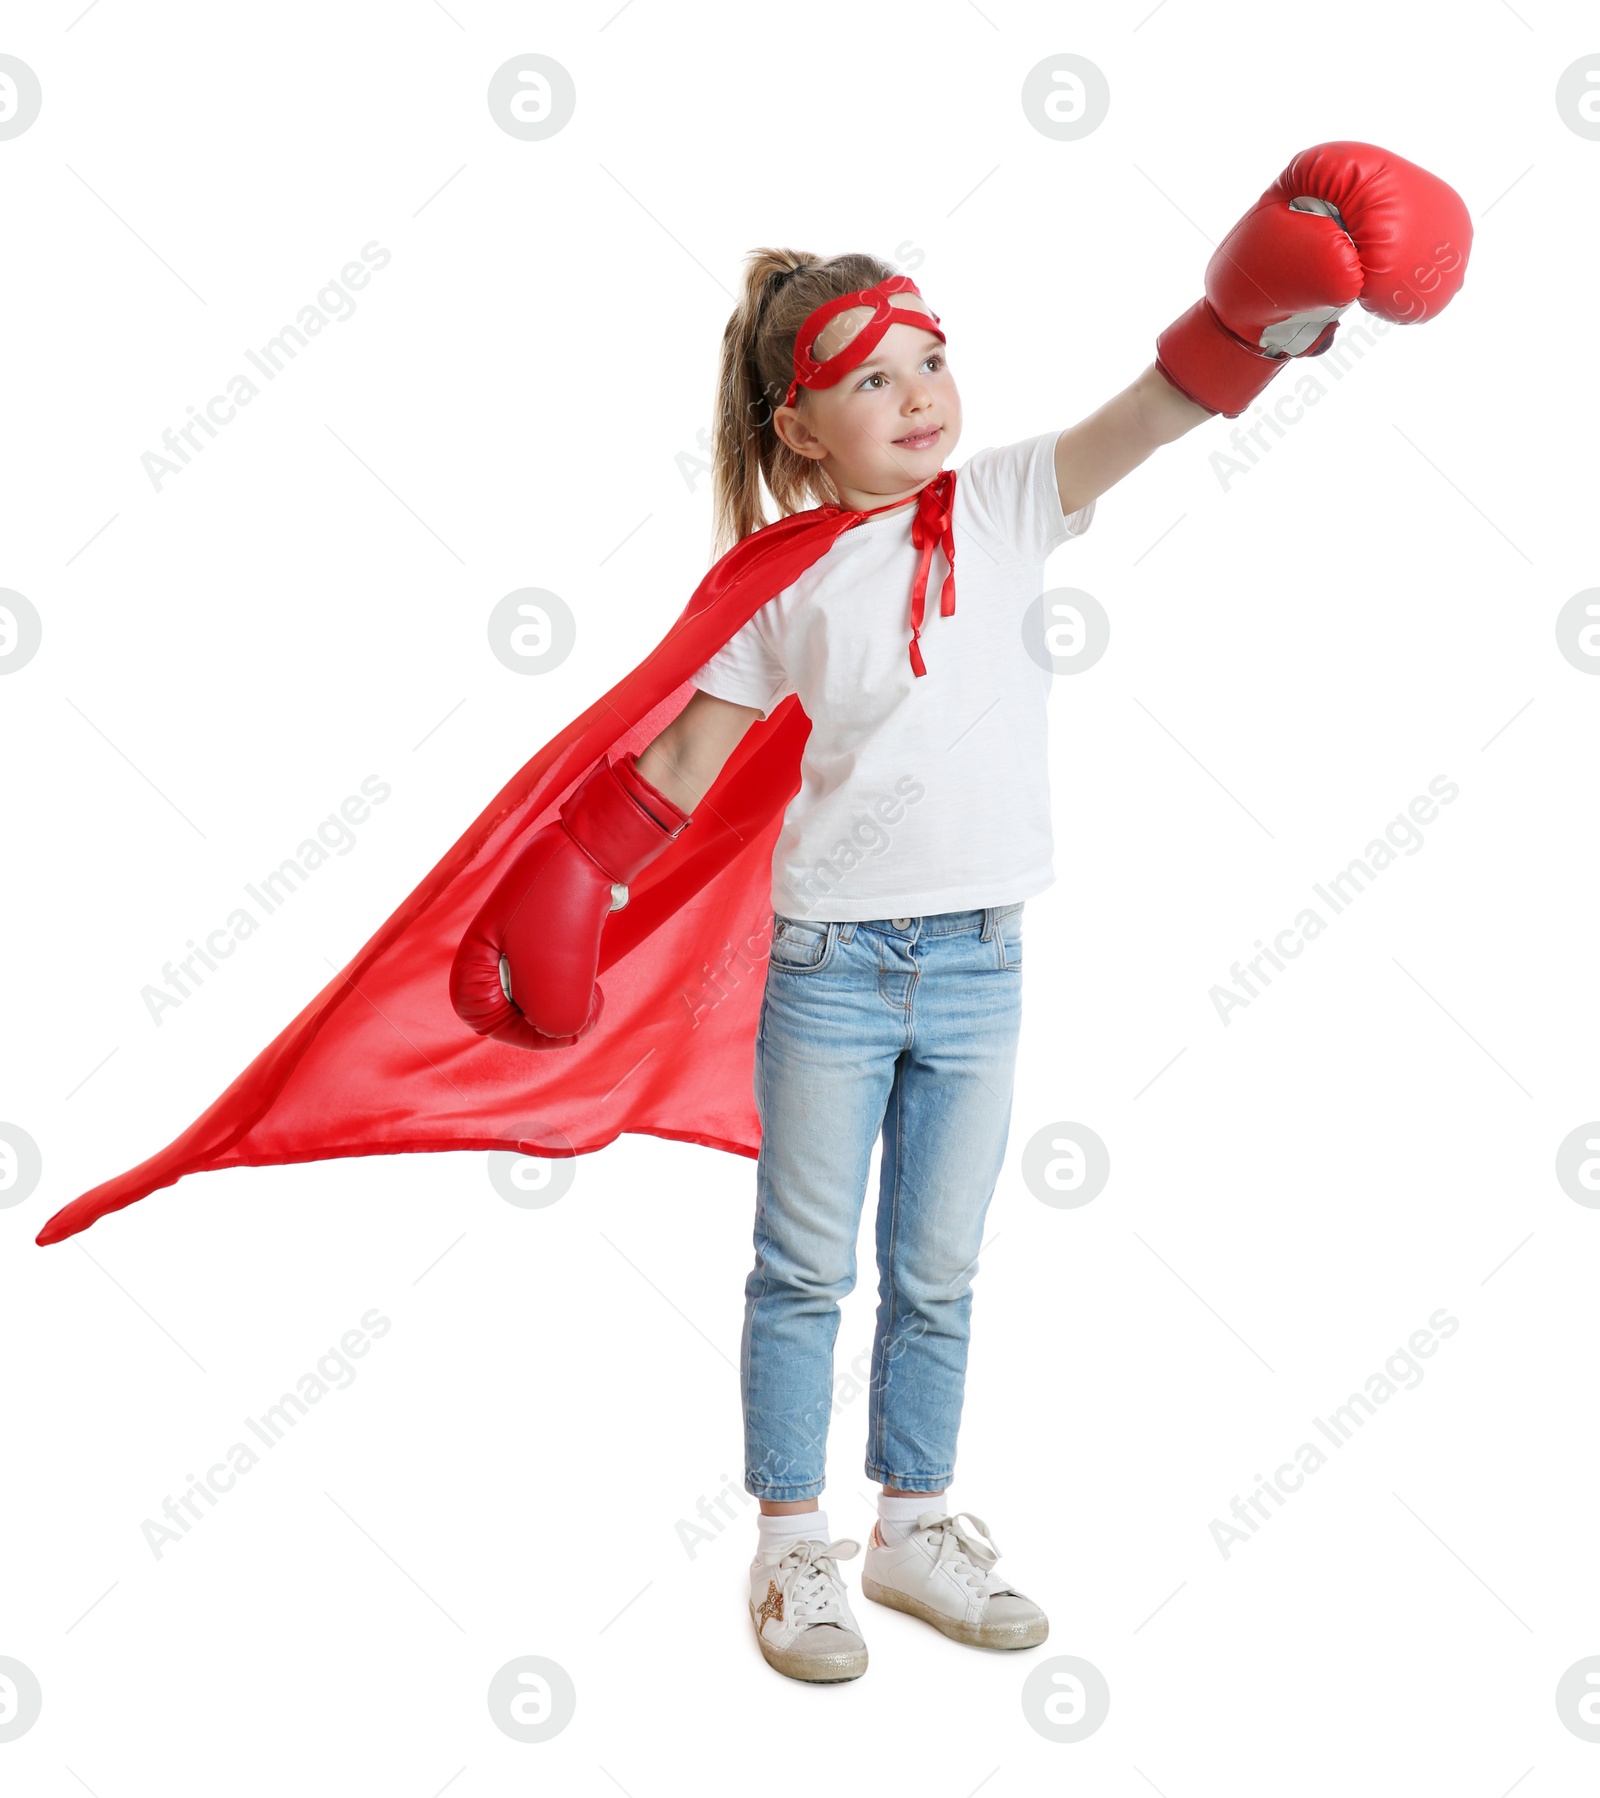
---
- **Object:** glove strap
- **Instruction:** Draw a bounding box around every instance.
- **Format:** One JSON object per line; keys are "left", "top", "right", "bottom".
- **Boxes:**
{"left": 1156, "top": 298, "right": 1344, "bottom": 419}
{"left": 558, "top": 752, "right": 692, "bottom": 910}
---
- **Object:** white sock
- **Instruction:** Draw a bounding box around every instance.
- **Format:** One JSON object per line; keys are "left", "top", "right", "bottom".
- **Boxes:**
{"left": 756, "top": 1508, "right": 828, "bottom": 1559}
{"left": 877, "top": 1490, "right": 945, "bottom": 1545}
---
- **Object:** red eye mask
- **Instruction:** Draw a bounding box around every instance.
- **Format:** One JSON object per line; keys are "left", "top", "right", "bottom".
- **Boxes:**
{"left": 784, "top": 275, "right": 945, "bottom": 408}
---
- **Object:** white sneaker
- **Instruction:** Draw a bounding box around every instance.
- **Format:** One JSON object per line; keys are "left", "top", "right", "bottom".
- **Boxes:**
{"left": 862, "top": 1508, "right": 1048, "bottom": 1649}
{"left": 748, "top": 1536, "right": 869, "bottom": 1682}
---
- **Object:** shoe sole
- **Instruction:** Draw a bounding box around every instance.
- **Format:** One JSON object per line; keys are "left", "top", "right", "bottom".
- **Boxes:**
{"left": 860, "top": 1574, "right": 1049, "bottom": 1649}
{"left": 748, "top": 1602, "right": 868, "bottom": 1682}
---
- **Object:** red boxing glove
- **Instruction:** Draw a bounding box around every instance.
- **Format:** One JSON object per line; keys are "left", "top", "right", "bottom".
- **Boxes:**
{"left": 450, "top": 752, "right": 692, "bottom": 1050}
{"left": 1156, "top": 141, "right": 1472, "bottom": 418}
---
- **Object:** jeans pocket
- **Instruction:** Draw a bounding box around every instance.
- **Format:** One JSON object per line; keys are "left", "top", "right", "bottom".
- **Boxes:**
{"left": 769, "top": 915, "right": 834, "bottom": 974}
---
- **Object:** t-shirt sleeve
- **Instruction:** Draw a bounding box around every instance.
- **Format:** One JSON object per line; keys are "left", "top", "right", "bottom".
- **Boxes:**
{"left": 690, "top": 607, "right": 794, "bottom": 720}
{"left": 958, "top": 430, "right": 1095, "bottom": 563}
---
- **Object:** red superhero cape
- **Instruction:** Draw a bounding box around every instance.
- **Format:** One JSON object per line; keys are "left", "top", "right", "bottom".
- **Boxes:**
{"left": 36, "top": 479, "right": 956, "bottom": 1246}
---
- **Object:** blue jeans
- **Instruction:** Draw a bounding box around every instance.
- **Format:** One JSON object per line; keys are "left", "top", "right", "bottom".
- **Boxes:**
{"left": 741, "top": 904, "right": 1025, "bottom": 1502}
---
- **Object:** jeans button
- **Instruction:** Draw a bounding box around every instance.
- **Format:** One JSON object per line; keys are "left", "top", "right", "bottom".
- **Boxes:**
{"left": 891, "top": 916, "right": 911, "bottom": 928}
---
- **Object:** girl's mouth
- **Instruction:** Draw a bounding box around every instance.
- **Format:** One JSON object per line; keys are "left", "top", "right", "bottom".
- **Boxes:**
{"left": 892, "top": 426, "right": 942, "bottom": 450}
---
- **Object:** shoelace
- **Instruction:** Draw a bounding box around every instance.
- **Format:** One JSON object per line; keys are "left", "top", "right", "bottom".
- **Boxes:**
{"left": 918, "top": 1511, "right": 1011, "bottom": 1595}
{"left": 761, "top": 1537, "right": 861, "bottom": 1626}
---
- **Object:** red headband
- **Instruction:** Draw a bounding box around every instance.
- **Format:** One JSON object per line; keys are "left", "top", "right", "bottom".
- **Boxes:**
{"left": 784, "top": 275, "right": 944, "bottom": 408}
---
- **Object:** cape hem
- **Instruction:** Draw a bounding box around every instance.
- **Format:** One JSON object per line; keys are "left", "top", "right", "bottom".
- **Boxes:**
{"left": 34, "top": 1124, "right": 757, "bottom": 1246}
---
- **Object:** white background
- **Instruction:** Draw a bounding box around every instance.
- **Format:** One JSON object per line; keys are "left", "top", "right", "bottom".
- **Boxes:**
{"left": 2, "top": 0, "right": 1595, "bottom": 1791}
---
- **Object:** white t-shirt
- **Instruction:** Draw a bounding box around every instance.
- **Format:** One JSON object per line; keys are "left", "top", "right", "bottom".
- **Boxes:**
{"left": 690, "top": 430, "right": 1094, "bottom": 921}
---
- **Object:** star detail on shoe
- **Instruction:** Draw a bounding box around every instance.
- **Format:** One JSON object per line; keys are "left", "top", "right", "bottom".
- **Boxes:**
{"left": 755, "top": 1578, "right": 785, "bottom": 1626}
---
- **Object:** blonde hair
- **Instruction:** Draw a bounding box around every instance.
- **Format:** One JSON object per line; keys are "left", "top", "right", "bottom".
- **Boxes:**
{"left": 710, "top": 247, "right": 899, "bottom": 558}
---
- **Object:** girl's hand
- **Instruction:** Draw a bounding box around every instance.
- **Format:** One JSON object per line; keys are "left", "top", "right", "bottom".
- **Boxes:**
{"left": 450, "top": 752, "right": 691, "bottom": 1051}
{"left": 1154, "top": 140, "right": 1472, "bottom": 419}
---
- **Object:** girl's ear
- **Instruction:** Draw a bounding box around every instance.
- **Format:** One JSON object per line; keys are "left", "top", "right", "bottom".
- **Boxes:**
{"left": 772, "top": 402, "right": 829, "bottom": 463}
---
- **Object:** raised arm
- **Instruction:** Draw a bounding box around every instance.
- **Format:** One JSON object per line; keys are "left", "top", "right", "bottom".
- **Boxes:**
{"left": 1053, "top": 363, "right": 1210, "bottom": 517}
{"left": 1055, "top": 142, "right": 1472, "bottom": 520}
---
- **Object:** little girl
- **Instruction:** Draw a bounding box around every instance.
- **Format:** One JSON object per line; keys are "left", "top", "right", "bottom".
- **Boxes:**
{"left": 451, "top": 144, "right": 1465, "bottom": 1685}
{"left": 628, "top": 246, "right": 1210, "bottom": 1681}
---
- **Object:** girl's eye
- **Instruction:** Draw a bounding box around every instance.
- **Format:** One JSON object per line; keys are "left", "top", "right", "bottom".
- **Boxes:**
{"left": 858, "top": 355, "right": 943, "bottom": 392}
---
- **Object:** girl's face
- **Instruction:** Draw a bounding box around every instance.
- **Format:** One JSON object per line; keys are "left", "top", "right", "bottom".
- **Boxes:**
{"left": 773, "top": 291, "right": 962, "bottom": 507}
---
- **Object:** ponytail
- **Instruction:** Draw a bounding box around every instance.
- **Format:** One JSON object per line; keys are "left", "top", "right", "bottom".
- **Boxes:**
{"left": 710, "top": 247, "right": 899, "bottom": 559}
